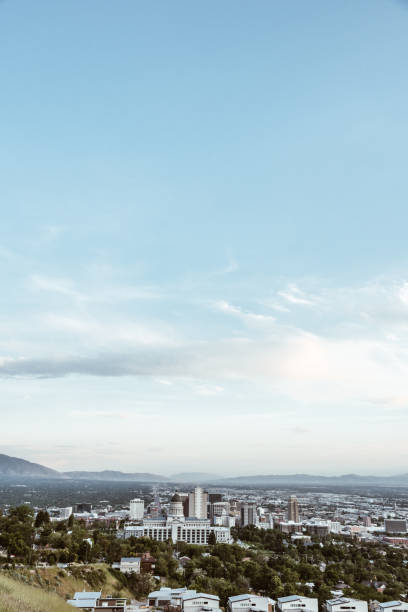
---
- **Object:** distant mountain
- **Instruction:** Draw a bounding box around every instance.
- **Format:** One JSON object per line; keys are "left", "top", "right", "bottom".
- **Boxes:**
{"left": 62, "top": 470, "right": 167, "bottom": 482}
{"left": 1, "top": 451, "right": 407, "bottom": 487}
{"left": 170, "top": 472, "right": 221, "bottom": 483}
{"left": 0, "top": 453, "right": 60, "bottom": 479}
{"left": 215, "top": 473, "right": 408, "bottom": 486}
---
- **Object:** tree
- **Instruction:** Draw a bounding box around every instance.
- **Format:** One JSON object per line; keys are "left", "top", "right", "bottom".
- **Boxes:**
{"left": 34, "top": 510, "right": 50, "bottom": 528}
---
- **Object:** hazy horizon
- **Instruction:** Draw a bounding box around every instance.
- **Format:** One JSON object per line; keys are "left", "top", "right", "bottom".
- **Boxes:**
{"left": 1, "top": 0, "right": 408, "bottom": 474}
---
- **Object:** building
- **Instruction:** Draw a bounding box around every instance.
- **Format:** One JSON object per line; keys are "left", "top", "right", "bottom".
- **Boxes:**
{"left": 140, "top": 551, "right": 156, "bottom": 573}
{"left": 208, "top": 493, "right": 223, "bottom": 504}
{"left": 169, "top": 494, "right": 185, "bottom": 517}
{"left": 148, "top": 587, "right": 187, "bottom": 607}
{"left": 278, "top": 521, "right": 302, "bottom": 534}
{"left": 67, "top": 591, "right": 127, "bottom": 611}
{"left": 228, "top": 594, "right": 275, "bottom": 612}
{"left": 378, "top": 603, "right": 408, "bottom": 612}
{"left": 47, "top": 507, "right": 73, "bottom": 521}
{"left": 240, "top": 503, "right": 257, "bottom": 526}
{"left": 258, "top": 513, "right": 274, "bottom": 530}
{"left": 382, "top": 536, "right": 408, "bottom": 547}
{"left": 189, "top": 487, "right": 208, "bottom": 519}
{"left": 211, "top": 501, "right": 230, "bottom": 518}
{"left": 181, "top": 591, "right": 220, "bottom": 612}
{"left": 119, "top": 557, "right": 141, "bottom": 574}
{"left": 74, "top": 503, "right": 92, "bottom": 513}
{"left": 287, "top": 496, "right": 300, "bottom": 522}
{"left": 277, "top": 595, "right": 318, "bottom": 612}
{"left": 130, "top": 498, "right": 144, "bottom": 520}
{"left": 384, "top": 519, "right": 407, "bottom": 534}
{"left": 214, "top": 514, "right": 236, "bottom": 528}
{"left": 304, "top": 520, "right": 331, "bottom": 537}
{"left": 326, "top": 598, "right": 368, "bottom": 612}
{"left": 123, "top": 516, "right": 231, "bottom": 545}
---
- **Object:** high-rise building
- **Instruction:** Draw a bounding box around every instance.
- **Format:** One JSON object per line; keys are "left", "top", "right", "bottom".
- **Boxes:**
{"left": 188, "top": 486, "right": 208, "bottom": 519}
{"left": 130, "top": 498, "right": 145, "bottom": 520}
{"left": 240, "top": 503, "right": 257, "bottom": 526}
{"left": 209, "top": 493, "right": 223, "bottom": 504}
{"left": 287, "top": 495, "right": 300, "bottom": 522}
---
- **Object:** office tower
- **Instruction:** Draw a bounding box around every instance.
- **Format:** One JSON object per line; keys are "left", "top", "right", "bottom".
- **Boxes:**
{"left": 240, "top": 503, "right": 257, "bottom": 526}
{"left": 208, "top": 493, "right": 223, "bottom": 504}
{"left": 130, "top": 498, "right": 145, "bottom": 520}
{"left": 188, "top": 486, "right": 208, "bottom": 519}
{"left": 287, "top": 495, "right": 300, "bottom": 522}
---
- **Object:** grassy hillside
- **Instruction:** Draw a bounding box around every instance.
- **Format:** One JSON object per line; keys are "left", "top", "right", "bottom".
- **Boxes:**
{"left": 0, "top": 563, "right": 133, "bottom": 603}
{"left": 0, "top": 572, "right": 73, "bottom": 612}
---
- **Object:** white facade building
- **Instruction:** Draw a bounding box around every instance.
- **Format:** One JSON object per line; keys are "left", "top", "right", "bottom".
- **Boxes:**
{"left": 189, "top": 487, "right": 208, "bottom": 519}
{"left": 148, "top": 587, "right": 187, "bottom": 608}
{"left": 47, "top": 507, "right": 73, "bottom": 521}
{"left": 124, "top": 516, "right": 231, "bottom": 545}
{"left": 130, "top": 498, "right": 144, "bottom": 520}
{"left": 278, "top": 596, "right": 318, "bottom": 612}
{"left": 228, "top": 594, "right": 275, "bottom": 612}
{"left": 214, "top": 514, "right": 236, "bottom": 528}
{"left": 182, "top": 592, "right": 220, "bottom": 612}
{"left": 120, "top": 556, "right": 141, "bottom": 574}
{"left": 379, "top": 603, "right": 408, "bottom": 612}
{"left": 326, "top": 598, "right": 368, "bottom": 612}
{"left": 148, "top": 588, "right": 220, "bottom": 612}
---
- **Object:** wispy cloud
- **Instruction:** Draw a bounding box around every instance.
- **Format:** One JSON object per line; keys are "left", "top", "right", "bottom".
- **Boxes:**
{"left": 278, "top": 283, "right": 318, "bottom": 306}
{"left": 215, "top": 300, "right": 275, "bottom": 324}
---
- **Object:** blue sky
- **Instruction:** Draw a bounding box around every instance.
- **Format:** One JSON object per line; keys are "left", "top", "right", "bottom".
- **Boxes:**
{"left": 1, "top": 0, "right": 408, "bottom": 474}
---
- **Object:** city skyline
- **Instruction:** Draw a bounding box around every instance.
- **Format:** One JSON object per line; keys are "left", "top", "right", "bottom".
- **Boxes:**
{"left": 1, "top": 0, "right": 408, "bottom": 473}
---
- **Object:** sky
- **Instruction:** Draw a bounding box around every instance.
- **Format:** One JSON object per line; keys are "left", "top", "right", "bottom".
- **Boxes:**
{"left": 1, "top": 0, "right": 408, "bottom": 475}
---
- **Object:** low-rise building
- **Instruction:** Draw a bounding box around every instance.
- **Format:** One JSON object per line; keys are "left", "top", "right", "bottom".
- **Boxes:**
{"left": 326, "top": 598, "right": 368, "bottom": 612}
{"left": 123, "top": 516, "right": 231, "bottom": 545}
{"left": 67, "top": 591, "right": 127, "bottom": 611}
{"left": 228, "top": 594, "right": 275, "bottom": 612}
{"left": 277, "top": 595, "right": 318, "bottom": 612}
{"left": 384, "top": 520, "right": 407, "bottom": 534}
{"left": 119, "top": 557, "right": 141, "bottom": 574}
{"left": 181, "top": 591, "right": 220, "bottom": 612}
{"left": 47, "top": 506, "right": 73, "bottom": 521}
{"left": 148, "top": 587, "right": 188, "bottom": 607}
{"left": 378, "top": 603, "right": 408, "bottom": 612}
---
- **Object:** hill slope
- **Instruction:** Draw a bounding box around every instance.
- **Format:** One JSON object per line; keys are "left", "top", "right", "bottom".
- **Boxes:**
{"left": 63, "top": 470, "right": 167, "bottom": 481}
{"left": 0, "top": 454, "right": 60, "bottom": 479}
{"left": 0, "top": 572, "right": 73, "bottom": 612}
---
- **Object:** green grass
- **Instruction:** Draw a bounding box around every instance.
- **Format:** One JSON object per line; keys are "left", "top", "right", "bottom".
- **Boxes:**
{"left": 0, "top": 573, "right": 73, "bottom": 612}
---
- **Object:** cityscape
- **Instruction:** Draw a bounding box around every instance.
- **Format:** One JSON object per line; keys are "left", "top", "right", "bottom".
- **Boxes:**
{"left": 2, "top": 0, "right": 408, "bottom": 610}
{"left": 1, "top": 480, "right": 408, "bottom": 609}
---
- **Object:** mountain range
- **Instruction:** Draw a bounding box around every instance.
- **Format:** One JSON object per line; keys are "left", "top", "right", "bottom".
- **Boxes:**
{"left": 1, "top": 453, "right": 408, "bottom": 486}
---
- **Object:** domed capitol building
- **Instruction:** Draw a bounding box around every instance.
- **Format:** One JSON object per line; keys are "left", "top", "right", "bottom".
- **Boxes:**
{"left": 123, "top": 488, "right": 232, "bottom": 545}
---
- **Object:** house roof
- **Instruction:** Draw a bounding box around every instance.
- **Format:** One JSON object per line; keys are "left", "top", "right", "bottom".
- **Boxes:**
{"left": 182, "top": 592, "right": 220, "bottom": 602}
{"left": 279, "top": 596, "right": 302, "bottom": 603}
{"left": 380, "top": 603, "right": 404, "bottom": 609}
{"left": 121, "top": 557, "right": 141, "bottom": 562}
{"left": 67, "top": 598, "right": 98, "bottom": 607}
{"left": 229, "top": 595, "right": 252, "bottom": 602}
{"left": 73, "top": 591, "right": 101, "bottom": 599}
